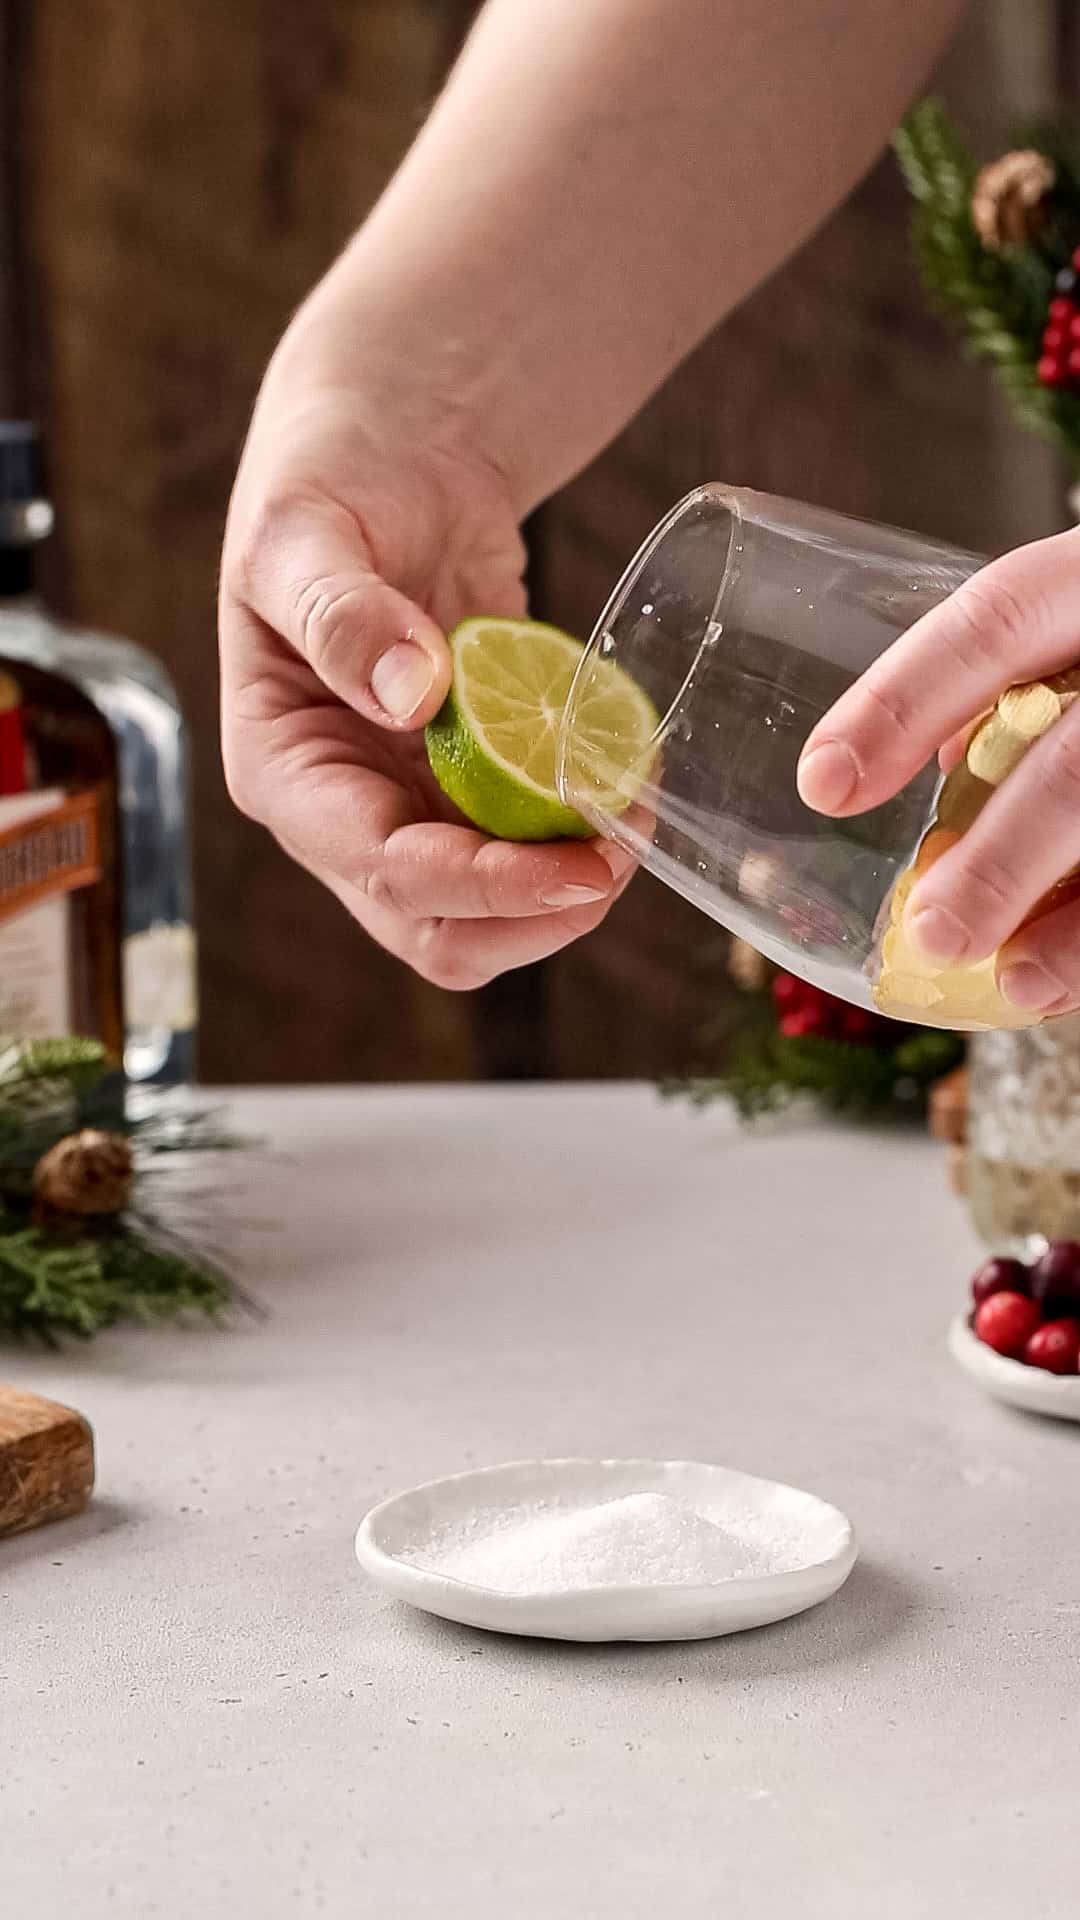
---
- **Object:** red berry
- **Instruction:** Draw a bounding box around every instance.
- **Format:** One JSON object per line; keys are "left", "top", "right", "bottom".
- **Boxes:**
{"left": 1049, "top": 296, "right": 1075, "bottom": 323}
{"left": 839, "top": 1007, "right": 880, "bottom": 1043}
{"left": 1044, "top": 325, "right": 1066, "bottom": 351}
{"left": 1068, "top": 348, "right": 1080, "bottom": 378}
{"left": 971, "top": 1255, "right": 1029, "bottom": 1308}
{"left": 1038, "top": 354, "right": 1068, "bottom": 385}
{"left": 1030, "top": 1241, "right": 1080, "bottom": 1311}
{"left": 974, "top": 1292, "right": 1042, "bottom": 1358}
{"left": 1068, "top": 314, "right": 1080, "bottom": 340}
{"left": 1024, "top": 1318, "right": 1080, "bottom": 1374}
{"left": 779, "top": 1007, "right": 828, "bottom": 1039}
{"left": 772, "top": 973, "right": 802, "bottom": 1010}
{"left": 1072, "top": 246, "right": 1080, "bottom": 270}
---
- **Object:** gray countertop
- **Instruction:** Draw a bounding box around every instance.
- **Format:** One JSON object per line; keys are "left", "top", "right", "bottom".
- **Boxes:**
{"left": 4, "top": 1085, "right": 1074, "bottom": 1918}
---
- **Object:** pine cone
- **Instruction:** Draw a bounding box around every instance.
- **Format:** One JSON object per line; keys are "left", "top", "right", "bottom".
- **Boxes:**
{"left": 971, "top": 150, "right": 1055, "bottom": 250}
{"left": 33, "top": 1129, "right": 134, "bottom": 1219}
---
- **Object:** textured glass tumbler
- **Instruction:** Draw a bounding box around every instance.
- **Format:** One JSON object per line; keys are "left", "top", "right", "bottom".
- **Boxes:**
{"left": 968, "top": 1020, "right": 1080, "bottom": 1251}
{"left": 557, "top": 484, "right": 1000, "bottom": 1025}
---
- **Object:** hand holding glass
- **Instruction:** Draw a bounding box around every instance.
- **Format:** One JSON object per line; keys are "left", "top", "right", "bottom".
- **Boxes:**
{"left": 556, "top": 486, "right": 1076, "bottom": 1032}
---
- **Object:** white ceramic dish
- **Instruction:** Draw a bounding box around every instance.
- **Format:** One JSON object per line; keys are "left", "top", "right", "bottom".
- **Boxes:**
{"left": 949, "top": 1313, "right": 1080, "bottom": 1422}
{"left": 355, "top": 1457, "right": 857, "bottom": 1644}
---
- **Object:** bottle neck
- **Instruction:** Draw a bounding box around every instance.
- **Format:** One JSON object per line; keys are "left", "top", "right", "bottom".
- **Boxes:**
{"left": 0, "top": 547, "right": 35, "bottom": 598}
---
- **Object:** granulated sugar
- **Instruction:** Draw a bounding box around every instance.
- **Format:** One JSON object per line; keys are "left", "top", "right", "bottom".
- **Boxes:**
{"left": 412, "top": 1490, "right": 774, "bottom": 1594}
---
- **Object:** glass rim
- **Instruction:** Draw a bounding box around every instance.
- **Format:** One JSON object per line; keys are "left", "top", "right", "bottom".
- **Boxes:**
{"left": 556, "top": 483, "right": 744, "bottom": 807}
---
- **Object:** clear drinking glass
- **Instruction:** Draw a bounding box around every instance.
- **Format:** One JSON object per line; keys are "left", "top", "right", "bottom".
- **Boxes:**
{"left": 556, "top": 484, "right": 1030, "bottom": 1032}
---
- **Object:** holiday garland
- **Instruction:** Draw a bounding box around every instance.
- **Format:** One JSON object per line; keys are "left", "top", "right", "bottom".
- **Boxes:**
{"left": 0, "top": 1037, "right": 251, "bottom": 1343}
{"left": 665, "top": 941, "right": 963, "bottom": 1121}
{"left": 895, "top": 99, "right": 1080, "bottom": 465}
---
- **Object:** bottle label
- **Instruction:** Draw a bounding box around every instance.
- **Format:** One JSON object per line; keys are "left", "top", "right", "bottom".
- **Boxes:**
{"left": 0, "top": 788, "right": 101, "bottom": 1039}
{"left": 0, "top": 788, "right": 101, "bottom": 924}
{"left": 0, "top": 896, "right": 70, "bottom": 1036}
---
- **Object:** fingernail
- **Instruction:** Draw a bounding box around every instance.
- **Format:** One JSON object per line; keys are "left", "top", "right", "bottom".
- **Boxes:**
{"left": 797, "top": 742, "right": 859, "bottom": 811}
{"left": 907, "top": 904, "right": 971, "bottom": 961}
{"left": 370, "top": 642, "right": 436, "bottom": 721}
{"left": 999, "top": 960, "right": 1068, "bottom": 1012}
{"left": 541, "top": 883, "right": 609, "bottom": 910}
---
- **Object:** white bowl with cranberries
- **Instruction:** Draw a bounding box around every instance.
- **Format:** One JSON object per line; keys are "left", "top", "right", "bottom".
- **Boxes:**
{"left": 950, "top": 1242, "right": 1080, "bottom": 1418}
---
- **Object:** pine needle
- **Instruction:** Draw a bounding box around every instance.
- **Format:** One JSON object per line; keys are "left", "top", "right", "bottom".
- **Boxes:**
{"left": 894, "top": 100, "right": 1080, "bottom": 472}
{"left": 0, "top": 1035, "right": 253, "bottom": 1343}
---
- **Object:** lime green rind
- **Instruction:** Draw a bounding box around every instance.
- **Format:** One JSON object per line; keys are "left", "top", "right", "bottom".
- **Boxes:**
{"left": 425, "top": 684, "right": 592, "bottom": 841}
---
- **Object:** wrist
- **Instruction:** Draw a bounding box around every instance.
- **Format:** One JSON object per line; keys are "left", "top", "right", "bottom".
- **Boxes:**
{"left": 267, "top": 244, "right": 544, "bottom": 516}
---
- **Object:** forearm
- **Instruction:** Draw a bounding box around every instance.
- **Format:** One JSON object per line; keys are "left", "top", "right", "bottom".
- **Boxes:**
{"left": 296, "top": 0, "right": 964, "bottom": 512}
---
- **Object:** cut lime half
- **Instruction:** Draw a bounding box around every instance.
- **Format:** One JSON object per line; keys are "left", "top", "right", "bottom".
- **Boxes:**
{"left": 425, "top": 617, "right": 658, "bottom": 842}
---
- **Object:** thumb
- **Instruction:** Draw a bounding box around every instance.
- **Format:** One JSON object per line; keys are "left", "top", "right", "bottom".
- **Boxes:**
{"left": 238, "top": 501, "right": 451, "bottom": 729}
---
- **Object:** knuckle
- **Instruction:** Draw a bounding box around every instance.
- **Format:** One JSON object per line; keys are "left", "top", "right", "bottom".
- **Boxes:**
{"left": 221, "top": 747, "right": 260, "bottom": 821}
{"left": 1014, "top": 934, "right": 1080, "bottom": 993}
{"left": 471, "top": 849, "right": 513, "bottom": 917}
{"left": 292, "top": 573, "right": 367, "bottom": 681}
{"left": 859, "top": 668, "right": 915, "bottom": 741}
{"left": 944, "top": 571, "right": 1038, "bottom": 671}
{"left": 226, "top": 491, "right": 295, "bottom": 607}
{"left": 358, "top": 865, "right": 405, "bottom": 917}
{"left": 411, "top": 922, "right": 487, "bottom": 992}
{"left": 1039, "top": 724, "right": 1080, "bottom": 812}
{"left": 958, "top": 848, "right": 1018, "bottom": 919}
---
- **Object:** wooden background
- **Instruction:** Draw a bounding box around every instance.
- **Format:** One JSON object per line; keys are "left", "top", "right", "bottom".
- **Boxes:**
{"left": 0, "top": 0, "right": 1074, "bottom": 1083}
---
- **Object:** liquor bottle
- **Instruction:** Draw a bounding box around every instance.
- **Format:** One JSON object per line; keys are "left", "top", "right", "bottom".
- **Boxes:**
{"left": 0, "top": 422, "right": 196, "bottom": 1082}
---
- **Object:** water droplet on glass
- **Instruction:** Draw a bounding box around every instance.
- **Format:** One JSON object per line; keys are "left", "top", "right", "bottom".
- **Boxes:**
{"left": 641, "top": 603, "right": 655, "bottom": 616}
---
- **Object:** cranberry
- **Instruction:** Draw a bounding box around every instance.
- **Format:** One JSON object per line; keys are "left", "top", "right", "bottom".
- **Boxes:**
{"left": 779, "top": 1007, "right": 829, "bottom": 1039}
{"left": 1024, "top": 1319, "right": 1080, "bottom": 1374}
{"left": 974, "top": 1292, "right": 1042, "bottom": 1358}
{"left": 971, "top": 1255, "right": 1029, "bottom": 1309}
{"left": 772, "top": 973, "right": 802, "bottom": 1010}
{"left": 1049, "top": 296, "right": 1075, "bottom": 322}
{"left": 839, "top": 1007, "right": 881, "bottom": 1043}
{"left": 1038, "top": 353, "right": 1068, "bottom": 385}
{"left": 1030, "top": 1242, "right": 1080, "bottom": 1312}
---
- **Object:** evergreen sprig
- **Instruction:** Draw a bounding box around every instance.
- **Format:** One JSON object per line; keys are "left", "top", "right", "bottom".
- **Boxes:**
{"left": 894, "top": 99, "right": 1080, "bottom": 468}
{"left": 0, "top": 1036, "right": 251, "bottom": 1344}
{"left": 663, "top": 991, "right": 963, "bottom": 1122}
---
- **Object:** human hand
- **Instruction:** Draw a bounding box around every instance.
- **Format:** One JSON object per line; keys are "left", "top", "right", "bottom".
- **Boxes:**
{"left": 797, "top": 528, "right": 1080, "bottom": 1015}
{"left": 219, "top": 305, "right": 631, "bottom": 991}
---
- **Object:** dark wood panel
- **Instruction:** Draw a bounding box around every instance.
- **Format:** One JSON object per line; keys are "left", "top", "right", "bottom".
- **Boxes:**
{"left": 0, "top": 3, "right": 16, "bottom": 412}
{"left": 9, "top": 0, "right": 475, "bottom": 1083}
